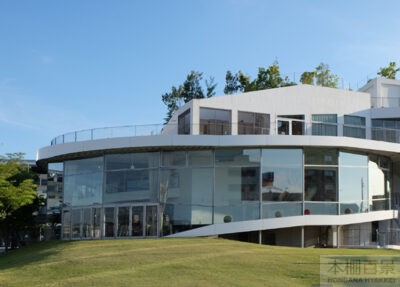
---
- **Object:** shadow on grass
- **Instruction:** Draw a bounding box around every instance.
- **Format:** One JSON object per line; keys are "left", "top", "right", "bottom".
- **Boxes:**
{"left": 0, "top": 240, "right": 74, "bottom": 270}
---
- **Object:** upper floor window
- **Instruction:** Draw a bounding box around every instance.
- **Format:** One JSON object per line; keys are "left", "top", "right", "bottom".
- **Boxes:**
{"left": 277, "top": 115, "right": 304, "bottom": 135}
{"left": 343, "top": 115, "right": 366, "bottom": 139}
{"left": 178, "top": 109, "right": 190, "bottom": 135}
{"left": 200, "top": 108, "right": 231, "bottom": 135}
{"left": 312, "top": 114, "right": 337, "bottom": 136}
{"left": 371, "top": 119, "right": 400, "bottom": 143}
{"left": 238, "top": 111, "right": 270, "bottom": 135}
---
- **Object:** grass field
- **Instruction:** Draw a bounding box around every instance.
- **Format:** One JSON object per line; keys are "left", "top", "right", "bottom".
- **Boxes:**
{"left": 0, "top": 238, "right": 399, "bottom": 287}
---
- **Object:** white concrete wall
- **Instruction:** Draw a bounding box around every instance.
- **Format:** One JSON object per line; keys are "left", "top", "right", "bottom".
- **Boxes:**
{"left": 360, "top": 78, "right": 400, "bottom": 108}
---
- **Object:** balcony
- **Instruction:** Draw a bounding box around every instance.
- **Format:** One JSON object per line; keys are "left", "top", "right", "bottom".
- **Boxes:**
{"left": 50, "top": 121, "right": 400, "bottom": 146}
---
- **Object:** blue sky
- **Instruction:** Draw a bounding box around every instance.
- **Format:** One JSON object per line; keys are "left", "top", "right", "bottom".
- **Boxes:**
{"left": 1, "top": 0, "right": 399, "bottom": 159}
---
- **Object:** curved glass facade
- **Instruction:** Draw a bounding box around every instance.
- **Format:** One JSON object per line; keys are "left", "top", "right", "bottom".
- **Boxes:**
{"left": 60, "top": 148, "right": 392, "bottom": 240}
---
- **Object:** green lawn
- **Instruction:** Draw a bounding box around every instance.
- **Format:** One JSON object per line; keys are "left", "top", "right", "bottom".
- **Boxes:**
{"left": 0, "top": 238, "right": 399, "bottom": 287}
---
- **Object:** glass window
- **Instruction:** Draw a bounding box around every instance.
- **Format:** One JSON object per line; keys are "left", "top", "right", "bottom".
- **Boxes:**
{"left": 82, "top": 208, "right": 92, "bottom": 239}
{"left": 277, "top": 115, "right": 304, "bottom": 135}
{"left": 312, "top": 114, "right": 337, "bottom": 136}
{"left": 369, "top": 156, "right": 391, "bottom": 211}
{"left": 104, "top": 169, "right": 158, "bottom": 203}
{"left": 64, "top": 157, "right": 103, "bottom": 175}
{"left": 71, "top": 209, "right": 81, "bottom": 239}
{"left": 305, "top": 148, "right": 338, "bottom": 165}
{"left": 104, "top": 207, "right": 115, "bottom": 238}
{"left": 146, "top": 205, "right": 158, "bottom": 236}
{"left": 92, "top": 208, "right": 101, "bottom": 239}
{"left": 200, "top": 107, "right": 231, "bottom": 135}
{"left": 214, "top": 167, "right": 260, "bottom": 223}
{"left": 339, "top": 152, "right": 368, "bottom": 213}
{"left": 340, "top": 152, "right": 368, "bottom": 167}
{"left": 118, "top": 206, "right": 130, "bottom": 237}
{"left": 178, "top": 109, "right": 191, "bottom": 135}
{"left": 261, "top": 149, "right": 303, "bottom": 204}
{"left": 305, "top": 168, "right": 337, "bottom": 201}
{"left": 215, "top": 149, "right": 260, "bottom": 166}
{"left": 64, "top": 157, "right": 103, "bottom": 206}
{"left": 132, "top": 206, "right": 144, "bottom": 236}
{"left": 62, "top": 210, "right": 71, "bottom": 239}
{"left": 160, "top": 168, "right": 213, "bottom": 234}
{"left": 238, "top": 111, "right": 270, "bottom": 135}
{"left": 105, "top": 153, "right": 159, "bottom": 171}
{"left": 162, "top": 151, "right": 186, "bottom": 167}
{"left": 343, "top": 115, "right": 366, "bottom": 139}
{"left": 188, "top": 150, "right": 213, "bottom": 166}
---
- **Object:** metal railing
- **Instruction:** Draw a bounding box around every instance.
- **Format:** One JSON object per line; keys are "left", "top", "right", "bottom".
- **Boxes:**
{"left": 371, "top": 96, "right": 400, "bottom": 108}
{"left": 50, "top": 121, "right": 400, "bottom": 146}
{"left": 51, "top": 124, "right": 165, "bottom": 145}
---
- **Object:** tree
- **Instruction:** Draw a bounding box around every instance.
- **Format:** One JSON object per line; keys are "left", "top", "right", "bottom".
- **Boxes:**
{"left": 224, "top": 70, "right": 242, "bottom": 94}
{"left": 299, "top": 71, "right": 315, "bottom": 85}
{"left": 378, "top": 62, "right": 400, "bottom": 79}
{"left": 300, "top": 63, "right": 339, "bottom": 88}
{"left": 223, "top": 61, "right": 296, "bottom": 94}
{"left": 162, "top": 71, "right": 217, "bottom": 122}
{"left": 0, "top": 153, "right": 38, "bottom": 251}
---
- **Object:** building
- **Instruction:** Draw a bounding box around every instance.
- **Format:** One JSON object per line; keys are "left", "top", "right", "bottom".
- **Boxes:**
{"left": 36, "top": 77, "right": 400, "bottom": 247}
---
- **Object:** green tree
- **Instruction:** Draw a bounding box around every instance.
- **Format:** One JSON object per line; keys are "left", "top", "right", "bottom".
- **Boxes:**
{"left": 378, "top": 62, "right": 400, "bottom": 79}
{"left": 300, "top": 63, "right": 339, "bottom": 88}
{"left": 0, "top": 153, "right": 38, "bottom": 251}
{"left": 299, "top": 71, "right": 316, "bottom": 85}
{"left": 224, "top": 70, "right": 243, "bottom": 94}
{"left": 162, "top": 71, "right": 217, "bottom": 122}
{"left": 223, "top": 61, "right": 296, "bottom": 94}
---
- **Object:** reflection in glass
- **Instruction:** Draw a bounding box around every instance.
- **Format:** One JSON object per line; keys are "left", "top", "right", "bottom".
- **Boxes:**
{"left": 188, "top": 150, "right": 213, "bottom": 166}
{"left": 304, "top": 202, "right": 338, "bottom": 215}
{"left": 340, "top": 202, "right": 367, "bottom": 214}
{"left": 312, "top": 114, "right": 337, "bottom": 136}
{"left": 238, "top": 111, "right": 270, "bottom": 135}
{"left": 64, "top": 157, "right": 103, "bottom": 206}
{"left": 92, "top": 208, "right": 101, "bottom": 239}
{"left": 62, "top": 210, "right": 71, "bottom": 240}
{"left": 305, "top": 148, "right": 338, "bottom": 165}
{"left": 339, "top": 167, "right": 367, "bottom": 203}
{"left": 82, "top": 208, "right": 92, "bottom": 238}
{"left": 105, "top": 153, "right": 159, "bottom": 170}
{"left": 305, "top": 168, "right": 337, "bottom": 201}
{"left": 215, "top": 149, "right": 260, "bottom": 166}
{"left": 160, "top": 168, "right": 213, "bottom": 234}
{"left": 215, "top": 167, "right": 260, "bottom": 223}
{"left": 343, "top": 115, "right": 366, "bottom": 139}
{"left": 104, "top": 169, "right": 158, "bottom": 203}
{"left": 200, "top": 107, "right": 231, "bottom": 135}
{"left": 162, "top": 151, "right": 186, "bottom": 167}
{"left": 178, "top": 109, "right": 191, "bottom": 135}
{"left": 72, "top": 209, "right": 81, "bottom": 239}
{"left": 262, "top": 149, "right": 303, "bottom": 203}
{"left": 262, "top": 202, "right": 302, "bottom": 218}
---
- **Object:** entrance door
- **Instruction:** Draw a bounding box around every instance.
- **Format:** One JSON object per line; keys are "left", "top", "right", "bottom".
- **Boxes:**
{"left": 145, "top": 205, "right": 158, "bottom": 237}
{"left": 131, "top": 205, "right": 158, "bottom": 237}
{"left": 131, "top": 206, "right": 144, "bottom": 237}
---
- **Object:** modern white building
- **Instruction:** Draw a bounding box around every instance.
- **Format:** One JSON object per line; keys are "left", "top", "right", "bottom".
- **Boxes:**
{"left": 36, "top": 77, "right": 400, "bottom": 247}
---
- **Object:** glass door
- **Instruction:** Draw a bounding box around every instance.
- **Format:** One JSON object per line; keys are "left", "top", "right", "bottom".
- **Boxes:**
{"left": 145, "top": 205, "right": 158, "bottom": 237}
{"left": 131, "top": 206, "right": 144, "bottom": 237}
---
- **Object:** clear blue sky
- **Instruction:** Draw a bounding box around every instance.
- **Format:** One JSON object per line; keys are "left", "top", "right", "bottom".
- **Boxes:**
{"left": 1, "top": 0, "right": 399, "bottom": 159}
